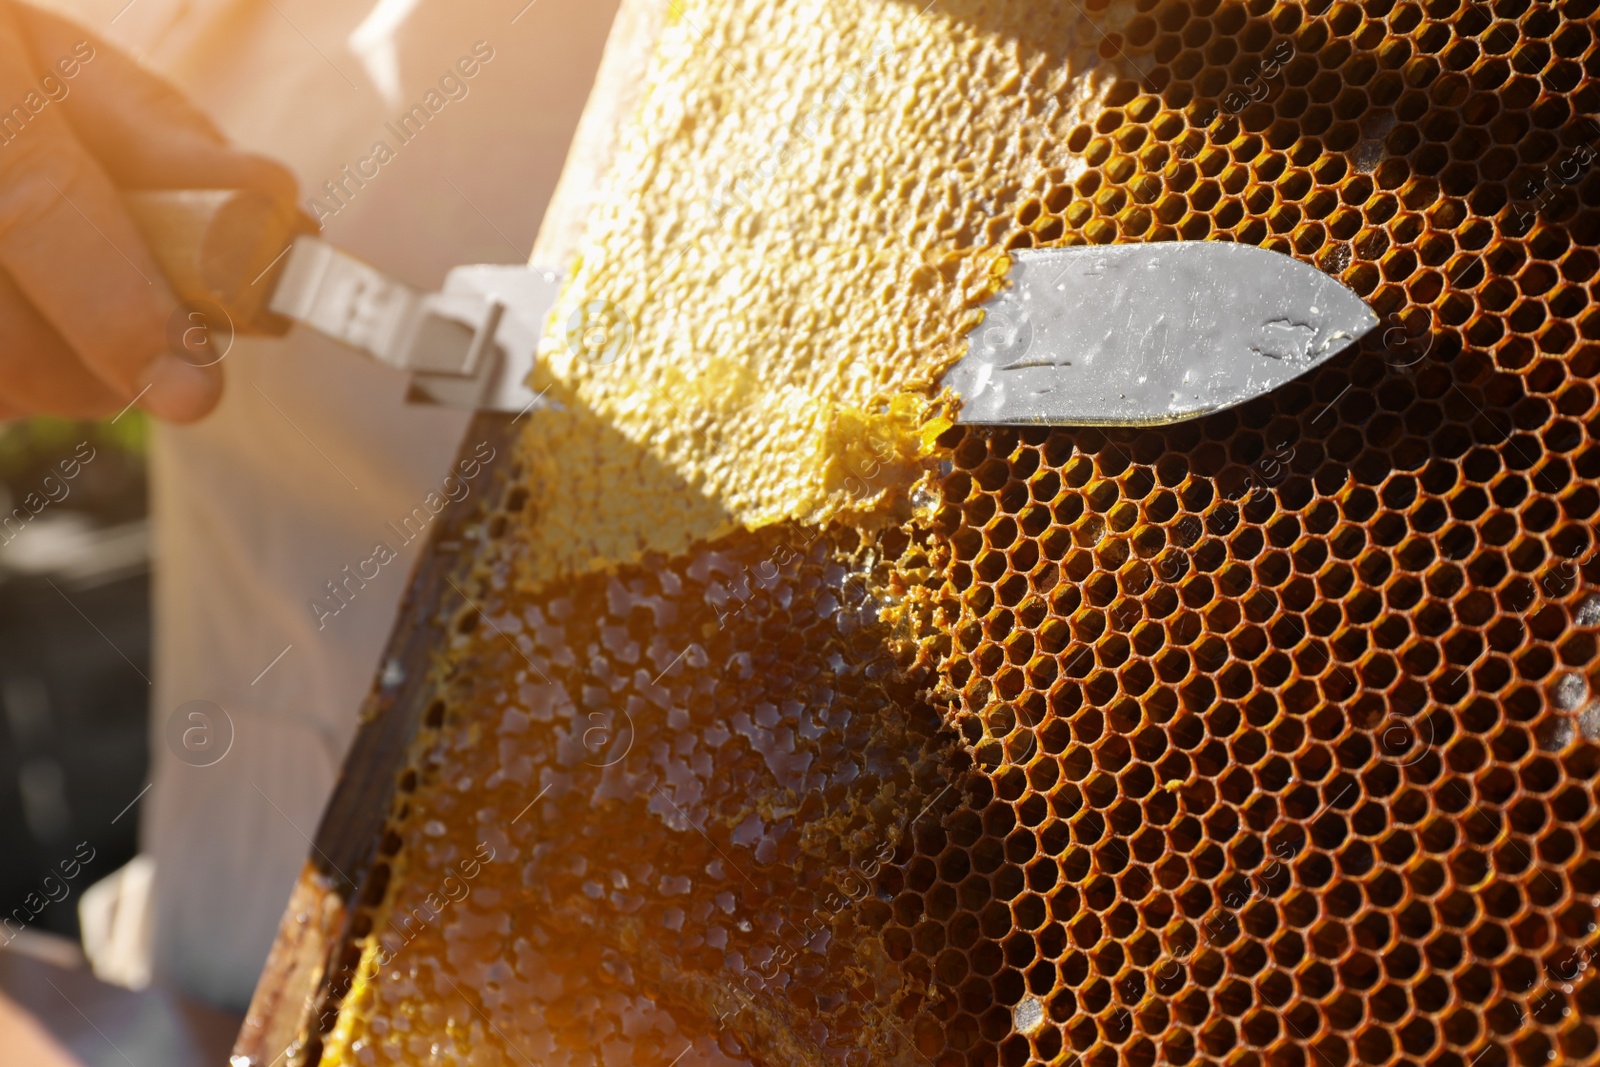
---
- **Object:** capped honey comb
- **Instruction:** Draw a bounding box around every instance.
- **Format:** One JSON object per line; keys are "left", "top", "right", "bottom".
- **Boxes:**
{"left": 318, "top": 517, "right": 966, "bottom": 1067}
{"left": 307, "top": 1, "right": 1600, "bottom": 1066}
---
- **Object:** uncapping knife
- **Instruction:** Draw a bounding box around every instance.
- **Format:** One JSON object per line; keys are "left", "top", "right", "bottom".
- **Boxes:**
{"left": 126, "top": 191, "right": 1376, "bottom": 423}
{"left": 941, "top": 242, "right": 1378, "bottom": 425}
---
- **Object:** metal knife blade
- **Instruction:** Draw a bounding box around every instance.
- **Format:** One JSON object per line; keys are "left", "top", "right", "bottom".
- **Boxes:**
{"left": 941, "top": 243, "right": 1378, "bottom": 426}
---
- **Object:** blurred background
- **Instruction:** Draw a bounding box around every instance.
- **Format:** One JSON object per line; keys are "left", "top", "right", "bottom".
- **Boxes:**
{"left": 0, "top": 414, "right": 151, "bottom": 944}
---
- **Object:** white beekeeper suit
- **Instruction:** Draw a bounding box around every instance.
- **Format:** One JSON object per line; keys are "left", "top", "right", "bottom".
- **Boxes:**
{"left": 50, "top": 0, "right": 618, "bottom": 1009}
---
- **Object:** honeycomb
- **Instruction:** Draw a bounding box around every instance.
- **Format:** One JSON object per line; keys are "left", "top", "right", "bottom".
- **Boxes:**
{"left": 305, "top": 0, "right": 1600, "bottom": 1065}
{"left": 315, "top": 517, "right": 971, "bottom": 1067}
{"left": 497, "top": 0, "right": 1120, "bottom": 588}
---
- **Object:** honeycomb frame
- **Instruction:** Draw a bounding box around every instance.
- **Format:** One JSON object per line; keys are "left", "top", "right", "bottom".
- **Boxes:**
{"left": 295, "top": 1, "right": 1600, "bottom": 1065}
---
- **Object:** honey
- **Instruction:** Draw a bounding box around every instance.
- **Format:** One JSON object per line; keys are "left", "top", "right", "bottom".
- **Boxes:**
{"left": 311, "top": 1, "right": 1600, "bottom": 1065}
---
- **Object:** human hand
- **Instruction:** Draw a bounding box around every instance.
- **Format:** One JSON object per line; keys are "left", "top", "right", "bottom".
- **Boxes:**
{"left": 0, "top": 1, "right": 299, "bottom": 421}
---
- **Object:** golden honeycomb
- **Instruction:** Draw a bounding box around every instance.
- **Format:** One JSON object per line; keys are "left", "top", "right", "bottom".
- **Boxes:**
{"left": 315, "top": 518, "right": 967, "bottom": 1067}
{"left": 305, "top": 0, "right": 1600, "bottom": 1065}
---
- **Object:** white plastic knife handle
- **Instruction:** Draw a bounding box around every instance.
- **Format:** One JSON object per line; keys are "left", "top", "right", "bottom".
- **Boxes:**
{"left": 267, "top": 235, "right": 422, "bottom": 366}
{"left": 124, "top": 188, "right": 562, "bottom": 413}
{"left": 122, "top": 188, "right": 451, "bottom": 364}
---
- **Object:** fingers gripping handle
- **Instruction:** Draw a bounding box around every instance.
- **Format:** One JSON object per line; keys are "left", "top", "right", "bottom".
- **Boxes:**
{"left": 120, "top": 189, "right": 310, "bottom": 335}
